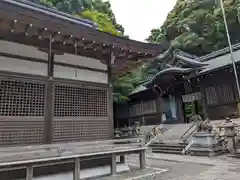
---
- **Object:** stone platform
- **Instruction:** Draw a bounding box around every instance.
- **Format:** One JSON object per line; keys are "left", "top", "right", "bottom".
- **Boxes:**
{"left": 189, "top": 132, "right": 226, "bottom": 156}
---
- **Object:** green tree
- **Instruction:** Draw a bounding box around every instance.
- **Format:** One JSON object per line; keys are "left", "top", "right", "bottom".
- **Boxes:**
{"left": 36, "top": 0, "right": 125, "bottom": 34}
{"left": 148, "top": 0, "right": 240, "bottom": 56}
{"left": 81, "top": 10, "right": 121, "bottom": 35}
{"left": 39, "top": 0, "right": 55, "bottom": 8}
{"left": 92, "top": 0, "right": 124, "bottom": 33}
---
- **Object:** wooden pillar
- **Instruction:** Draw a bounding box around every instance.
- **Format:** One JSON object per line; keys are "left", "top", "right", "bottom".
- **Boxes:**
{"left": 176, "top": 96, "right": 185, "bottom": 123}
{"left": 74, "top": 158, "right": 81, "bottom": 180}
{"left": 44, "top": 34, "right": 54, "bottom": 144}
{"left": 141, "top": 100, "right": 145, "bottom": 125}
{"left": 237, "top": 103, "right": 240, "bottom": 117}
{"left": 200, "top": 86, "right": 208, "bottom": 119}
{"left": 139, "top": 150, "right": 146, "bottom": 169}
{"left": 26, "top": 165, "right": 33, "bottom": 180}
{"left": 120, "top": 155, "right": 125, "bottom": 163}
{"left": 107, "top": 53, "right": 114, "bottom": 138}
{"left": 111, "top": 154, "right": 117, "bottom": 175}
{"left": 156, "top": 97, "right": 163, "bottom": 123}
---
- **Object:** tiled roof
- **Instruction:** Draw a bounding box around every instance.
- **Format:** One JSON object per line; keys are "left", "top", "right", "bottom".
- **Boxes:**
{"left": 199, "top": 48, "right": 240, "bottom": 74}
{"left": 129, "top": 43, "right": 240, "bottom": 95}
{"left": 16, "top": 0, "right": 98, "bottom": 28}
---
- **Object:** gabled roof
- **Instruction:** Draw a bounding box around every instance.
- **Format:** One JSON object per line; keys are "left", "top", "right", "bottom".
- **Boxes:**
{"left": 18, "top": 0, "right": 98, "bottom": 28}
{"left": 199, "top": 47, "right": 240, "bottom": 74}
{"left": 128, "top": 84, "right": 148, "bottom": 96}
{"left": 129, "top": 43, "right": 240, "bottom": 95}
{"left": 174, "top": 54, "right": 207, "bottom": 68}
{"left": 198, "top": 43, "right": 240, "bottom": 62}
{"left": 0, "top": 0, "right": 168, "bottom": 75}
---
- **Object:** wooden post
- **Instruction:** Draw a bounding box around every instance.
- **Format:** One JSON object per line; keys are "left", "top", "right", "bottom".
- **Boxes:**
{"left": 200, "top": 86, "right": 208, "bottom": 119}
{"left": 111, "top": 154, "right": 117, "bottom": 175}
{"left": 44, "top": 34, "right": 54, "bottom": 144}
{"left": 237, "top": 103, "right": 240, "bottom": 117}
{"left": 107, "top": 53, "right": 114, "bottom": 138}
{"left": 26, "top": 165, "right": 33, "bottom": 180}
{"left": 141, "top": 101, "right": 145, "bottom": 125}
{"left": 139, "top": 150, "right": 146, "bottom": 169}
{"left": 120, "top": 155, "right": 125, "bottom": 163}
{"left": 73, "top": 158, "right": 80, "bottom": 180}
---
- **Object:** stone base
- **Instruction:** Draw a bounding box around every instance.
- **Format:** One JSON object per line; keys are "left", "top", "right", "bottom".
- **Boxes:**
{"left": 189, "top": 132, "right": 227, "bottom": 157}
{"left": 189, "top": 144, "right": 227, "bottom": 157}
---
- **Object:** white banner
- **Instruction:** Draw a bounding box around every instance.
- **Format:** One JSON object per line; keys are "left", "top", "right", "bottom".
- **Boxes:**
{"left": 182, "top": 92, "right": 201, "bottom": 103}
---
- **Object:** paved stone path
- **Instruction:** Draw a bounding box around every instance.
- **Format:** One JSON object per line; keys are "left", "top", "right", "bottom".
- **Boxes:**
{"left": 126, "top": 153, "right": 240, "bottom": 180}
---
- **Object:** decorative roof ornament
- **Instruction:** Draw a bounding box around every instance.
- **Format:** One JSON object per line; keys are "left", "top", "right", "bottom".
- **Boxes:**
{"left": 143, "top": 47, "right": 209, "bottom": 88}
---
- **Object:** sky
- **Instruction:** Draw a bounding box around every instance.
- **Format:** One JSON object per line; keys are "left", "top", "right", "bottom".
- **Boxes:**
{"left": 106, "top": 0, "right": 177, "bottom": 42}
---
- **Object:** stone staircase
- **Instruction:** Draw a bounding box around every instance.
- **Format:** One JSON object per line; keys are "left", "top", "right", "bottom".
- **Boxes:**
{"left": 151, "top": 141, "right": 188, "bottom": 154}
{"left": 149, "top": 123, "right": 196, "bottom": 155}
{"left": 148, "top": 118, "right": 240, "bottom": 156}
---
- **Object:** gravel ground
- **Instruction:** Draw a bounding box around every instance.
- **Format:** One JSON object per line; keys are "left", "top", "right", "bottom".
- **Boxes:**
{"left": 10, "top": 153, "right": 240, "bottom": 180}
{"left": 126, "top": 156, "right": 212, "bottom": 180}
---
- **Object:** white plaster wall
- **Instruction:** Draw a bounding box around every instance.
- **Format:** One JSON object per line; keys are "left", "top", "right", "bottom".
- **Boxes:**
{"left": 54, "top": 53, "right": 107, "bottom": 70}
{"left": 0, "top": 56, "right": 48, "bottom": 76}
{"left": 0, "top": 40, "right": 48, "bottom": 60}
{"left": 54, "top": 65, "right": 108, "bottom": 84}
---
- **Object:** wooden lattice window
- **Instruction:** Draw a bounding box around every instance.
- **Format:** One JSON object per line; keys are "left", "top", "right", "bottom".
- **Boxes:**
{"left": 217, "top": 83, "right": 234, "bottom": 103}
{"left": 205, "top": 84, "right": 234, "bottom": 105}
{"left": 0, "top": 80, "right": 45, "bottom": 116}
{"left": 54, "top": 85, "right": 108, "bottom": 117}
{"left": 205, "top": 86, "right": 218, "bottom": 105}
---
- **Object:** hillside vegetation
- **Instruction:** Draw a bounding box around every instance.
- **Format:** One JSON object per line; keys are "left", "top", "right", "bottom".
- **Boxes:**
{"left": 148, "top": 0, "right": 240, "bottom": 56}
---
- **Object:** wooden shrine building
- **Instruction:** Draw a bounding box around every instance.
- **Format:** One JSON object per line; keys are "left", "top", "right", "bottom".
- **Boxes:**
{"left": 115, "top": 45, "right": 240, "bottom": 126}
{"left": 0, "top": 0, "right": 165, "bottom": 147}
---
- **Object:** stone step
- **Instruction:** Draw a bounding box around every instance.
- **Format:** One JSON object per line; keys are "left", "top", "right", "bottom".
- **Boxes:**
{"left": 150, "top": 142, "right": 188, "bottom": 155}
{"left": 152, "top": 149, "right": 183, "bottom": 155}
{"left": 229, "top": 153, "right": 240, "bottom": 159}
{"left": 150, "top": 143, "right": 187, "bottom": 148}
{"left": 150, "top": 145, "right": 185, "bottom": 150}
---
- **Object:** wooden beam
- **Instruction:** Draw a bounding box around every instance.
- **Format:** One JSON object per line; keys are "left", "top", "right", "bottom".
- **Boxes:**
{"left": 24, "top": 23, "right": 33, "bottom": 36}
{"left": 37, "top": 28, "right": 48, "bottom": 39}
{"left": 51, "top": 30, "right": 61, "bottom": 42}
{"left": 0, "top": 31, "right": 110, "bottom": 61}
{"left": 9, "top": 19, "right": 17, "bottom": 33}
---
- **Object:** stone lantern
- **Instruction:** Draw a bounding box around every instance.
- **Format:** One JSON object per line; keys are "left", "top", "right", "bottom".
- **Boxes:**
{"left": 218, "top": 117, "right": 238, "bottom": 154}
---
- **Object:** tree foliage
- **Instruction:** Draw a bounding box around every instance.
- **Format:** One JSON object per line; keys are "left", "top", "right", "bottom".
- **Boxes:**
{"left": 36, "top": 0, "right": 124, "bottom": 34}
{"left": 81, "top": 10, "right": 121, "bottom": 35}
{"left": 147, "top": 0, "right": 240, "bottom": 56}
